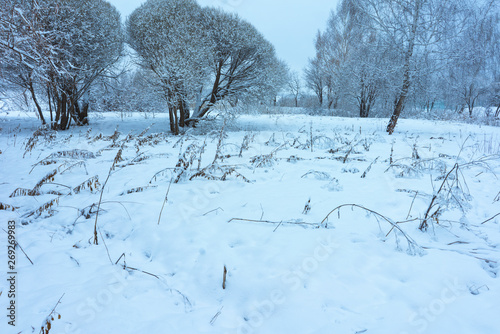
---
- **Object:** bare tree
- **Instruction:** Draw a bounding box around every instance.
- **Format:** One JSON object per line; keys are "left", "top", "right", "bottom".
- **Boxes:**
{"left": 288, "top": 71, "right": 302, "bottom": 107}
{"left": 443, "top": 1, "right": 498, "bottom": 117}
{"left": 304, "top": 57, "right": 324, "bottom": 107}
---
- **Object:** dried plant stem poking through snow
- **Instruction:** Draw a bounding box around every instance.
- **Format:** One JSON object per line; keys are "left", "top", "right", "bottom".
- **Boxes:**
{"left": 93, "top": 145, "right": 124, "bottom": 245}
{"left": 158, "top": 177, "right": 173, "bottom": 225}
{"left": 222, "top": 265, "right": 227, "bottom": 290}
{"left": 39, "top": 293, "right": 64, "bottom": 334}
{"left": 321, "top": 204, "right": 422, "bottom": 255}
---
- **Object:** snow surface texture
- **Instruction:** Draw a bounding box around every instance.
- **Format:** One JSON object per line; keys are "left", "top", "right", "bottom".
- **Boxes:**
{"left": 0, "top": 112, "right": 499, "bottom": 334}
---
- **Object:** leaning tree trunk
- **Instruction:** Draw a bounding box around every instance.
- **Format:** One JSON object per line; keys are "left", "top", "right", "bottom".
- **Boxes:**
{"left": 76, "top": 89, "right": 90, "bottom": 125}
{"left": 178, "top": 98, "right": 189, "bottom": 128}
{"left": 387, "top": 0, "right": 421, "bottom": 135}
{"left": 28, "top": 80, "right": 46, "bottom": 125}
{"left": 79, "top": 102, "right": 89, "bottom": 125}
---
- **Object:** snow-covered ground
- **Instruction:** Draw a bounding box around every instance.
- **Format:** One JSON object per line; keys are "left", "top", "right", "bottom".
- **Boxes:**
{"left": 1, "top": 112, "right": 499, "bottom": 334}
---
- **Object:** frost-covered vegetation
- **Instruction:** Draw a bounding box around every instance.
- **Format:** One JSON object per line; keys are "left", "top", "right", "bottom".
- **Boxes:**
{"left": 1, "top": 0, "right": 499, "bottom": 333}
{"left": 0, "top": 113, "right": 499, "bottom": 333}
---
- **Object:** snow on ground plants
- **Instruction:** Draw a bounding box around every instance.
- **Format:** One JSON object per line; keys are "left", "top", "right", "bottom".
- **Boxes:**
{"left": 0, "top": 112, "right": 499, "bottom": 334}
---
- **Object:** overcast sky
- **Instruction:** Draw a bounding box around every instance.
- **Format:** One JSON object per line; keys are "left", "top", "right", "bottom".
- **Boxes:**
{"left": 108, "top": 0, "right": 339, "bottom": 74}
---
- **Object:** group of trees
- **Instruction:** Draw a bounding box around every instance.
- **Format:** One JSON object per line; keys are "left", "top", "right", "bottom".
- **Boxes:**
{"left": 0, "top": 0, "right": 287, "bottom": 133}
{"left": 0, "top": 0, "right": 123, "bottom": 129}
{"left": 304, "top": 0, "right": 499, "bottom": 133}
{"left": 1, "top": 0, "right": 498, "bottom": 134}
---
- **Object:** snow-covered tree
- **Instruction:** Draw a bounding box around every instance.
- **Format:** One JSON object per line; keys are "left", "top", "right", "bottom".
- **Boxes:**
{"left": 127, "top": 1, "right": 287, "bottom": 132}
{"left": 308, "top": 0, "right": 497, "bottom": 127}
{"left": 356, "top": 0, "right": 483, "bottom": 131}
{"left": 191, "top": 7, "right": 287, "bottom": 121}
{"left": 304, "top": 56, "right": 324, "bottom": 107}
{"left": 0, "top": 0, "right": 123, "bottom": 129}
{"left": 127, "top": 0, "right": 208, "bottom": 134}
{"left": 287, "top": 71, "right": 302, "bottom": 107}
{"left": 442, "top": 1, "right": 499, "bottom": 116}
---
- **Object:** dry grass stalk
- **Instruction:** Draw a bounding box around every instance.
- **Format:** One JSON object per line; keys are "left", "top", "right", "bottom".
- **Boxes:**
{"left": 73, "top": 176, "right": 101, "bottom": 194}
{"left": 39, "top": 294, "right": 64, "bottom": 334}
{"left": 120, "top": 185, "right": 157, "bottom": 196}
{"left": 10, "top": 188, "right": 40, "bottom": 197}
{"left": 93, "top": 146, "right": 124, "bottom": 245}
{"left": 0, "top": 202, "right": 18, "bottom": 211}
{"left": 135, "top": 132, "right": 168, "bottom": 152}
{"left": 58, "top": 161, "right": 88, "bottom": 175}
{"left": 10, "top": 169, "right": 57, "bottom": 198}
{"left": 222, "top": 266, "right": 227, "bottom": 290}
{"left": 25, "top": 198, "right": 60, "bottom": 219}
{"left": 361, "top": 157, "right": 379, "bottom": 178}
{"left": 419, "top": 163, "right": 469, "bottom": 231}
{"left": 24, "top": 126, "right": 56, "bottom": 157}
{"left": 190, "top": 165, "right": 250, "bottom": 183}
{"left": 320, "top": 204, "right": 422, "bottom": 255}
{"left": 239, "top": 132, "right": 255, "bottom": 157}
{"left": 229, "top": 218, "right": 318, "bottom": 228}
{"left": 158, "top": 178, "right": 173, "bottom": 225}
{"left": 48, "top": 149, "right": 96, "bottom": 160}
{"left": 251, "top": 143, "right": 287, "bottom": 168}
{"left": 33, "top": 169, "right": 58, "bottom": 191}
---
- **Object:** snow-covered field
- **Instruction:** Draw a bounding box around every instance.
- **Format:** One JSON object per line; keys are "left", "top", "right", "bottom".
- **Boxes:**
{"left": 1, "top": 112, "right": 499, "bottom": 334}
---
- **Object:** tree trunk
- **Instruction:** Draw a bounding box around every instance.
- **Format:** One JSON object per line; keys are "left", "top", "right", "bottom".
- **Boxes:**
{"left": 28, "top": 81, "right": 46, "bottom": 125}
{"left": 60, "top": 93, "right": 69, "bottom": 130}
{"left": 47, "top": 86, "right": 53, "bottom": 125}
{"left": 173, "top": 106, "right": 179, "bottom": 135}
{"left": 360, "top": 101, "right": 368, "bottom": 118}
{"left": 179, "top": 98, "right": 189, "bottom": 127}
{"left": 387, "top": 0, "right": 421, "bottom": 135}
{"left": 80, "top": 102, "right": 89, "bottom": 125}
{"left": 168, "top": 105, "right": 175, "bottom": 133}
{"left": 55, "top": 94, "right": 61, "bottom": 130}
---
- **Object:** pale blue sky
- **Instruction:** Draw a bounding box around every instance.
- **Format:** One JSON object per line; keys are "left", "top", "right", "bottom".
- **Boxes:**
{"left": 108, "top": 0, "right": 339, "bottom": 73}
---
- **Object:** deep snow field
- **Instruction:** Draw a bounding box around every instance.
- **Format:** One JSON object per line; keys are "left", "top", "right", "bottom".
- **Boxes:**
{"left": 1, "top": 111, "right": 499, "bottom": 334}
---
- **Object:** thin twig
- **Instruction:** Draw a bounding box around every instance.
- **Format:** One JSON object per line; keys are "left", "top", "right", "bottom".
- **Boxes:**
{"left": 2, "top": 228, "right": 34, "bottom": 265}
{"left": 203, "top": 207, "right": 224, "bottom": 216}
{"left": 39, "top": 293, "right": 65, "bottom": 334}
{"left": 125, "top": 266, "right": 160, "bottom": 279}
{"left": 420, "top": 164, "right": 458, "bottom": 231}
{"left": 229, "top": 218, "right": 318, "bottom": 228}
{"left": 94, "top": 146, "right": 124, "bottom": 244}
{"left": 158, "top": 177, "right": 174, "bottom": 225}
{"left": 98, "top": 226, "right": 113, "bottom": 264}
{"left": 407, "top": 191, "right": 418, "bottom": 219}
{"left": 222, "top": 266, "right": 227, "bottom": 290}
{"left": 321, "top": 204, "right": 421, "bottom": 252}
{"left": 115, "top": 253, "right": 126, "bottom": 266}
{"left": 481, "top": 213, "right": 500, "bottom": 225}
{"left": 210, "top": 307, "right": 224, "bottom": 325}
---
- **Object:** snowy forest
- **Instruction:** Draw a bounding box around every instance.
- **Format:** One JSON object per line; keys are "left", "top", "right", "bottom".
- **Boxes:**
{"left": 1, "top": 0, "right": 499, "bottom": 132}
{"left": 1, "top": 0, "right": 500, "bottom": 334}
